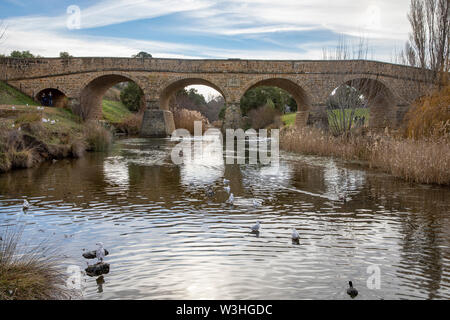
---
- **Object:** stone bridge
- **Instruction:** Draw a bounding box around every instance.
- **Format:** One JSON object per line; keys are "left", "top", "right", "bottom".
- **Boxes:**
{"left": 0, "top": 57, "right": 436, "bottom": 136}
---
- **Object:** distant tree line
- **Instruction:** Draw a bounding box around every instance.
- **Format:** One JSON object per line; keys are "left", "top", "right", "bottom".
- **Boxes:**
{"left": 0, "top": 51, "right": 74, "bottom": 58}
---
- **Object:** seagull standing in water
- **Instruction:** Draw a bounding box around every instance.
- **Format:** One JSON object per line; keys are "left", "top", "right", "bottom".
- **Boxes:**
{"left": 292, "top": 228, "right": 300, "bottom": 241}
{"left": 224, "top": 186, "right": 231, "bottom": 194}
{"left": 23, "top": 199, "right": 30, "bottom": 210}
{"left": 223, "top": 178, "right": 230, "bottom": 185}
{"left": 96, "top": 242, "right": 106, "bottom": 263}
{"left": 253, "top": 199, "right": 262, "bottom": 208}
{"left": 226, "top": 193, "right": 234, "bottom": 205}
{"left": 251, "top": 221, "right": 261, "bottom": 232}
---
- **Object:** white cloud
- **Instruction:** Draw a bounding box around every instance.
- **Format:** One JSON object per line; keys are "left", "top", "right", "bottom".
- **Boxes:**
{"left": 0, "top": 0, "right": 412, "bottom": 63}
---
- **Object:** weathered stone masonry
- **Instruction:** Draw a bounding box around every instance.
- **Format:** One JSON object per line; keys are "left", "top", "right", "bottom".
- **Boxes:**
{"left": 0, "top": 57, "right": 437, "bottom": 136}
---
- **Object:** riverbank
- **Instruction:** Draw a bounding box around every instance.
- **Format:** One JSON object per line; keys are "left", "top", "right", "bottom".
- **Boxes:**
{"left": 0, "top": 105, "right": 112, "bottom": 173}
{"left": 280, "top": 127, "right": 450, "bottom": 185}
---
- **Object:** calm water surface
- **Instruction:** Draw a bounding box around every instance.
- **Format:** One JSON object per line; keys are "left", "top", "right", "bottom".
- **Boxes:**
{"left": 0, "top": 137, "right": 449, "bottom": 300}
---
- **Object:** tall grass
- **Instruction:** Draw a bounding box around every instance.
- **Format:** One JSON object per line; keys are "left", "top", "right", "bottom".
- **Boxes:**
{"left": 173, "top": 108, "right": 208, "bottom": 134}
{"left": 83, "top": 121, "right": 113, "bottom": 152}
{"left": 248, "top": 105, "right": 280, "bottom": 129}
{"left": 281, "top": 127, "right": 450, "bottom": 185}
{"left": 116, "top": 113, "right": 143, "bottom": 136}
{"left": 0, "top": 228, "right": 72, "bottom": 300}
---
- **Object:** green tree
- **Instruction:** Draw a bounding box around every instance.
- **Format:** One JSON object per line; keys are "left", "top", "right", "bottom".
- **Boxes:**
{"left": 132, "top": 51, "right": 152, "bottom": 58}
{"left": 9, "top": 50, "right": 35, "bottom": 58}
{"left": 59, "top": 51, "right": 73, "bottom": 58}
{"left": 240, "top": 86, "right": 297, "bottom": 115}
{"left": 120, "top": 82, "right": 143, "bottom": 112}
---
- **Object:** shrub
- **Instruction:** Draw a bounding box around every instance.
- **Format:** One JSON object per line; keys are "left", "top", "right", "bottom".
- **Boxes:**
{"left": 10, "top": 149, "right": 35, "bottom": 169}
{"left": 0, "top": 151, "right": 11, "bottom": 172}
{"left": 248, "top": 105, "right": 280, "bottom": 129}
{"left": 14, "top": 112, "right": 42, "bottom": 126}
{"left": 83, "top": 122, "right": 113, "bottom": 152}
{"left": 116, "top": 113, "right": 143, "bottom": 136}
{"left": 173, "top": 108, "right": 208, "bottom": 134}
{"left": 69, "top": 137, "right": 87, "bottom": 158}
{"left": 120, "top": 82, "right": 143, "bottom": 112}
{"left": 405, "top": 84, "right": 450, "bottom": 139}
{"left": 0, "top": 227, "right": 73, "bottom": 300}
{"left": 218, "top": 106, "right": 226, "bottom": 120}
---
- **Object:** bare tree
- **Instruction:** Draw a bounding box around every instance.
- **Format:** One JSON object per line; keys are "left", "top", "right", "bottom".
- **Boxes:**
{"left": 400, "top": 0, "right": 449, "bottom": 77}
{"left": 323, "top": 36, "right": 387, "bottom": 136}
{"left": 322, "top": 35, "right": 372, "bottom": 60}
{"left": 0, "top": 20, "right": 6, "bottom": 43}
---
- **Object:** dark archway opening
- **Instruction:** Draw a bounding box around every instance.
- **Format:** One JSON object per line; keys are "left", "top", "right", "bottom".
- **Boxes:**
{"left": 36, "top": 88, "right": 67, "bottom": 108}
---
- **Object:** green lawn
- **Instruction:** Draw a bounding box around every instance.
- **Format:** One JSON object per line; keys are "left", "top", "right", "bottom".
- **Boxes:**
{"left": 329, "top": 107, "right": 370, "bottom": 127}
{"left": 281, "top": 113, "right": 296, "bottom": 127}
{"left": 102, "top": 99, "right": 131, "bottom": 123}
{"left": 0, "top": 81, "right": 39, "bottom": 106}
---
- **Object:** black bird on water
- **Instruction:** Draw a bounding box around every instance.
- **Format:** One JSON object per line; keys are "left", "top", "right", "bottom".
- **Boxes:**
{"left": 347, "top": 281, "right": 358, "bottom": 298}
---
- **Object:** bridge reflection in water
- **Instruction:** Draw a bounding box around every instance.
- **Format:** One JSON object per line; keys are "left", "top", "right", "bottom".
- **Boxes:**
{"left": 0, "top": 137, "right": 449, "bottom": 299}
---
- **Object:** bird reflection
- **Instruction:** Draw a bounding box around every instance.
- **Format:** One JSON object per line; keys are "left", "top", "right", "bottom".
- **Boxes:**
{"left": 96, "top": 275, "right": 105, "bottom": 293}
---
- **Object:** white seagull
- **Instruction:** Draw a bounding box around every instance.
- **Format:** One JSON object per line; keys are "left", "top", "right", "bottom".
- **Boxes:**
{"left": 253, "top": 199, "right": 262, "bottom": 208}
{"left": 224, "top": 186, "right": 231, "bottom": 194}
{"left": 292, "top": 228, "right": 300, "bottom": 241}
{"left": 223, "top": 178, "right": 230, "bottom": 185}
{"left": 96, "top": 242, "right": 106, "bottom": 262}
{"left": 23, "top": 199, "right": 30, "bottom": 210}
{"left": 226, "top": 193, "right": 234, "bottom": 205}
{"left": 251, "top": 221, "right": 261, "bottom": 232}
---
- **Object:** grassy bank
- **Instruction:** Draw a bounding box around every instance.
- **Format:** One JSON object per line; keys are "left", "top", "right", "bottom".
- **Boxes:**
{"left": 0, "top": 106, "right": 112, "bottom": 173}
{"left": 281, "top": 113, "right": 296, "bottom": 127}
{"left": 102, "top": 99, "right": 132, "bottom": 123}
{"left": 0, "top": 82, "right": 39, "bottom": 106}
{"left": 281, "top": 127, "right": 450, "bottom": 185}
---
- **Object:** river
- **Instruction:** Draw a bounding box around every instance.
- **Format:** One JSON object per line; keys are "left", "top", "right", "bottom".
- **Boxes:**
{"left": 0, "top": 137, "right": 449, "bottom": 299}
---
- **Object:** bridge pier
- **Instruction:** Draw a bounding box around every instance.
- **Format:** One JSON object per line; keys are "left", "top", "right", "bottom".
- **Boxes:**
{"left": 295, "top": 105, "right": 328, "bottom": 130}
{"left": 140, "top": 101, "right": 175, "bottom": 138}
{"left": 222, "top": 103, "right": 243, "bottom": 130}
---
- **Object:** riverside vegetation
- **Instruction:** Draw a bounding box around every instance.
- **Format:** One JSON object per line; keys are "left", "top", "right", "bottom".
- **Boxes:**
{"left": 0, "top": 81, "right": 119, "bottom": 173}
{"left": 280, "top": 84, "right": 450, "bottom": 185}
{"left": 0, "top": 228, "right": 73, "bottom": 300}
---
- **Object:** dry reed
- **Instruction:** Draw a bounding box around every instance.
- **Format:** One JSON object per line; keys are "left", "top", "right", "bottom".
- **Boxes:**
{"left": 281, "top": 127, "right": 450, "bottom": 185}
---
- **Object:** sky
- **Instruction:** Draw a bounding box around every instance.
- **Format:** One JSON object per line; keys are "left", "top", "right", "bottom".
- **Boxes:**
{"left": 0, "top": 0, "right": 413, "bottom": 98}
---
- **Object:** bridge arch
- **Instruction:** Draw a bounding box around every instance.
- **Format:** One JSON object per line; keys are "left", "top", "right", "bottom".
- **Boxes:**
{"left": 79, "top": 72, "right": 147, "bottom": 120}
{"left": 240, "top": 77, "right": 311, "bottom": 111}
{"left": 35, "top": 87, "right": 68, "bottom": 108}
{"left": 328, "top": 77, "right": 397, "bottom": 128}
{"left": 159, "top": 77, "right": 227, "bottom": 110}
